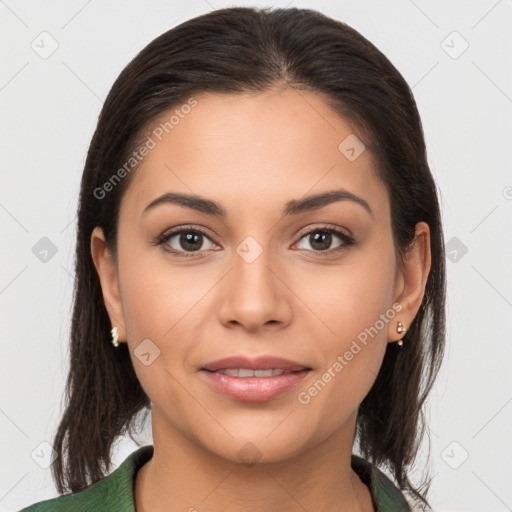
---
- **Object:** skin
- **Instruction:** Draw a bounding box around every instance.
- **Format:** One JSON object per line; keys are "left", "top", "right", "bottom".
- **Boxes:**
{"left": 91, "top": 87, "right": 431, "bottom": 511}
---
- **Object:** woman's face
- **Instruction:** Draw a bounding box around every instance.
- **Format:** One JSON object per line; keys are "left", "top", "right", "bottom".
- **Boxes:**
{"left": 92, "top": 87, "right": 430, "bottom": 464}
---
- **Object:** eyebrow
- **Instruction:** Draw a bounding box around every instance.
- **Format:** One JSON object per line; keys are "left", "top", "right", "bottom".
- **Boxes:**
{"left": 142, "top": 189, "right": 374, "bottom": 219}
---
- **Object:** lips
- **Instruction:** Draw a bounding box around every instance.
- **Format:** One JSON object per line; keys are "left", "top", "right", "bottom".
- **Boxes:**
{"left": 201, "top": 355, "right": 311, "bottom": 373}
{"left": 199, "top": 355, "right": 312, "bottom": 401}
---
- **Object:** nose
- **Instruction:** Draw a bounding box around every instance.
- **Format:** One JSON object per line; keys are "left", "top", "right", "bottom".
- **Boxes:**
{"left": 217, "top": 245, "right": 292, "bottom": 333}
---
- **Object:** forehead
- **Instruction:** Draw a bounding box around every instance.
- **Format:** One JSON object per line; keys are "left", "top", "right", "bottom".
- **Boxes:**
{"left": 120, "top": 88, "right": 388, "bottom": 222}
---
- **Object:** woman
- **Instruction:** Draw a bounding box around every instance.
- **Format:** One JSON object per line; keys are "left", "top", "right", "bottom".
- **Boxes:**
{"left": 21, "top": 6, "right": 445, "bottom": 511}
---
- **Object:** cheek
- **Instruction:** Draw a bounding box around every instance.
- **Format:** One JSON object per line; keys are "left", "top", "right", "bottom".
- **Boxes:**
{"left": 297, "top": 345, "right": 385, "bottom": 437}
{"left": 117, "top": 237, "right": 212, "bottom": 341}
{"left": 296, "top": 284, "right": 391, "bottom": 429}
{"left": 116, "top": 241, "right": 218, "bottom": 398}
{"left": 302, "top": 233, "right": 397, "bottom": 345}
{"left": 293, "top": 236, "right": 396, "bottom": 412}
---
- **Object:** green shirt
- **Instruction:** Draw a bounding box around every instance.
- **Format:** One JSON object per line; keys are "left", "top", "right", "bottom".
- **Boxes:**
{"left": 19, "top": 445, "right": 411, "bottom": 511}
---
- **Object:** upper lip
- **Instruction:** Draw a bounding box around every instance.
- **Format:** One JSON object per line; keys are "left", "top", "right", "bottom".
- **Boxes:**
{"left": 201, "top": 355, "right": 311, "bottom": 372}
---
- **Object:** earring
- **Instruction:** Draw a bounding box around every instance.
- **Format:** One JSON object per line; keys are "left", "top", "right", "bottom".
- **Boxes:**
{"left": 396, "top": 321, "right": 407, "bottom": 347}
{"left": 111, "top": 326, "right": 120, "bottom": 347}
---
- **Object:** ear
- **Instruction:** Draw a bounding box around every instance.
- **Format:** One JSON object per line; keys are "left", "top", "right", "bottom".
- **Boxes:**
{"left": 90, "top": 226, "right": 127, "bottom": 343}
{"left": 388, "top": 221, "right": 431, "bottom": 344}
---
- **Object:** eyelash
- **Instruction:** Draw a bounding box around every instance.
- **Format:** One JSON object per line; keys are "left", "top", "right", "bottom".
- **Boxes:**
{"left": 154, "top": 224, "right": 355, "bottom": 258}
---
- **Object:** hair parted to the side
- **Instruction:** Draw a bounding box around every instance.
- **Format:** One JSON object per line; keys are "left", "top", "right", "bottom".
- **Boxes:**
{"left": 51, "top": 6, "right": 445, "bottom": 507}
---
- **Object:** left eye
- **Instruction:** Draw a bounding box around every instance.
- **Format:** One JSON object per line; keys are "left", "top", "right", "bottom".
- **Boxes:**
{"left": 294, "top": 228, "right": 354, "bottom": 253}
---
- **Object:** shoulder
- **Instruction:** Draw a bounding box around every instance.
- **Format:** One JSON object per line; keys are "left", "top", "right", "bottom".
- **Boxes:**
{"left": 18, "top": 445, "right": 154, "bottom": 512}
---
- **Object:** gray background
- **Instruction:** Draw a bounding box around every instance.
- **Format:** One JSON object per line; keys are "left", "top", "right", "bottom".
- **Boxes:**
{"left": 1, "top": 1, "right": 511, "bottom": 510}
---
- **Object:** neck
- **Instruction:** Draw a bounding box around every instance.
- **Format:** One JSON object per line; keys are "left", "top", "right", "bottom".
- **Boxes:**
{"left": 134, "top": 408, "right": 374, "bottom": 512}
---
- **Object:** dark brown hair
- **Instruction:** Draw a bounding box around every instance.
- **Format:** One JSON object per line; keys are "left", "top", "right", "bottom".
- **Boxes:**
{"left": 51, "top": 6, "right": 446, "bottom": 508}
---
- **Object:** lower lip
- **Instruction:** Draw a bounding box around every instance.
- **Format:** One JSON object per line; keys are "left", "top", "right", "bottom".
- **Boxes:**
{"left": 199, "top": 369, "right": 311, "bottom": 402}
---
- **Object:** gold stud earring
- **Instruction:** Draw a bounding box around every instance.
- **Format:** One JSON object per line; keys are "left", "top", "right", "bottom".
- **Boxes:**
{"left": 111, "top": 326, "right": 120, "bottom": 347}
{"left": 396, "top": 321, "right": 407, "bottom": 347}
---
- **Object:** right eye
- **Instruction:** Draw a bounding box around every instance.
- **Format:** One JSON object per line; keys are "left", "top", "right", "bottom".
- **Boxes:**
{"left": 156, "top": 226, "right": 219, "bottom": 257}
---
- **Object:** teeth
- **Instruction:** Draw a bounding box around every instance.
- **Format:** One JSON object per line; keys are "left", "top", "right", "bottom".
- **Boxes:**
{"left": 215, "top": 368, "right": 292, "bottom": 377}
